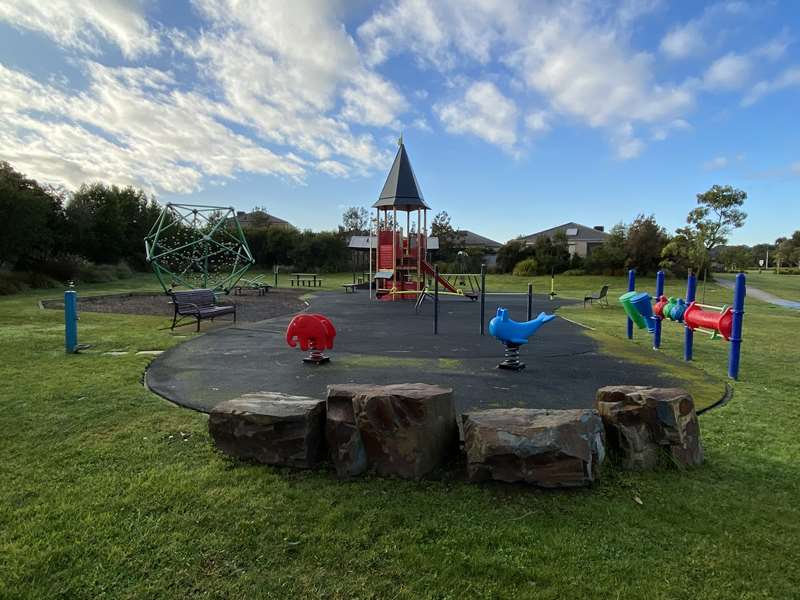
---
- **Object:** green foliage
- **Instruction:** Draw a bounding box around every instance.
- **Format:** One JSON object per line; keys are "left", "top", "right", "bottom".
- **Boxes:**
{"left": 512, "top": 257, "right": 538, "bottom": 276}
{"left": 562, "top": 268, "right": 586, "bottom": 276}
{"left": 0, "top": 270, "right": 61, "bottom": 295}
{"left": 585, "top": 223, "right": 627, "bottom": 275}
{"left": 774, "top": 230, "right": 800, "bottom": 268}
{"left": 496, "top": 240, "right": 528, "bottom": 273}
{"left": 245, "top": 228, "right": 350, "bottom": 272}
{"left": 431, "top": 211, "right": 466, "bottom": 262}
{"left": 625, "top": 214, "right": 668, "bottom": 274}
{"left": 716, "top": 245, "right": 752, "bottom": 272}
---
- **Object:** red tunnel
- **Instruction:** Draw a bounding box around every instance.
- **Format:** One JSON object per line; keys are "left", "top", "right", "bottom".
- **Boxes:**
{"left": 683, "top": 302, "right": 733, "bottom": 341}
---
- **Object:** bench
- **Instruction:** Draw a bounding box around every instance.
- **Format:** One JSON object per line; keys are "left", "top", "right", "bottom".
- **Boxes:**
{"left": 584, "top": 284, "right": 609, "bottom": 308}
{"left": 234, "top": 282, "right": 272, "bottom": 296}
{"left": 290, "top": 278, "right": 323, "bottom": 287}
{"left": 170, "top": 289, "right": 236, "bottom": 331}
{"left": 342, "top": 283, "right": 358, "bottom": 293}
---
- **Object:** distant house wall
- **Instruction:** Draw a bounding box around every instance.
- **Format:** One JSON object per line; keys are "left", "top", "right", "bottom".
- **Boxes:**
{"left": 521, "top": 222, "right": 609, "bottom": 259}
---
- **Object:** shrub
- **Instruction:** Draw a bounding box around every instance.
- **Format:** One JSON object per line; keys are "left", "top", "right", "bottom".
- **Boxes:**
{"left": 77, "top": 263, "right": 117, "bottom": 283}
{"left": 562, "top": 269, "right": 586, "bottom": 276}
{"left": 0, "top": 271, "right": 61, "bottom": 295}
{"left": 114, "top": 261, "right": 134, "bottom": 279}
{"left": 512, "top": 258, "right": 538, "bottom": 277}
{"left": 33, "top": 253, "right": 86, "bottom": 282}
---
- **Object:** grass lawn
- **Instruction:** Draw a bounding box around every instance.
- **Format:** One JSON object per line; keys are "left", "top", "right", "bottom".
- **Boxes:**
{"left": 717, "top": 271, "right": 800, "bottom": 302}
{"left": 2, "top": 273, "right": 799, "bottom": 598}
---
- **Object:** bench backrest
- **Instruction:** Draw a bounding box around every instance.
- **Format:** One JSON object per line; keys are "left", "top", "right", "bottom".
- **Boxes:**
{"left": 172, "top": 289, "right": 216, "bottom": 311}
{"left": 599, "top": 284, "right": 609, "bottom": 298}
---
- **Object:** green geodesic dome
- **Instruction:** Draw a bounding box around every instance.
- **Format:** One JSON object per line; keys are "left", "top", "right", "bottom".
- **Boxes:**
{"left": 144, "top": 203, "right": 254, "bottom": 294}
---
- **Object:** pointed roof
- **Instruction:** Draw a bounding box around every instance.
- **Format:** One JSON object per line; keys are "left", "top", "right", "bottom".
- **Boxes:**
{"left": 373, "top": 141, "right": 430, "bottom": 211}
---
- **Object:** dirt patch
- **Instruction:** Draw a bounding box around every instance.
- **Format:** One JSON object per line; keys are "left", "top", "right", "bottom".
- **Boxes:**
{"left": 41, "top": 289, "right": 306, "bottom": 323}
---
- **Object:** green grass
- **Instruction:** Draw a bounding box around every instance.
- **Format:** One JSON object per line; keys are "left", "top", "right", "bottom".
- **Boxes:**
{"left": 2, "top": 274, "right": 799, "bottom": 598}
{"left": 717, "top": 271, "right": 800, "bottom": 302}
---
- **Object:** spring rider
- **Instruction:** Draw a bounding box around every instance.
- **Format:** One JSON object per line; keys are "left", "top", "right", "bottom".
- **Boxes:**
{"left": 286, "top": 313, "right": 336, "bottom": 364}
{"left": 488, "top": 308, "right": 556, "bottom": 371}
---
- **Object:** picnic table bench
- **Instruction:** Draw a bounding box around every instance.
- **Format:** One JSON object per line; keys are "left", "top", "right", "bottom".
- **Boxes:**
{"left": 290, "top": 273, "right": 323, "bottom": 287}
{"left": 234, "top": 276, "right": 272, "bottom": 296}
{"left": 170, "top": 289, "right": 236, "bottom": 331}
{"left": 342, "top": 283, "right": 358, "bottom": 293}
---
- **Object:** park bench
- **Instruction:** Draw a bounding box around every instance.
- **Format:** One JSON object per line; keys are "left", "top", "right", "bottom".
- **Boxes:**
{"left": 342, "top": 283, "right": 358, "bottom": 293}
{"left": 234, "top": 276, "right": 272, "bottom": 296}
{"left": 170, "top": 289, "right": 236, "bottom": 331}
{"left": 583, "top": 284, "right": 609, "bottom": 308}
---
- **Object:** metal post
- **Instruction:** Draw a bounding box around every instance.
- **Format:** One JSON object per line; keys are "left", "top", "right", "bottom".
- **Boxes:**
{"left": 654, "top": 270, "right": 665, "bottom": 350}
{"left": 626, "top": 269, "right": 635, "bottom": 339}
{"left": 480, "top": 264, "right": 486, "bottom": 335}
{"left": 273, "top": 264, "right": 278, "bottom": 287}
{"left": 65, "top": 289, "right": 78, "bottom": 353}
{"left": 434, "top": 265, "right": 439, "bottom": 335}
{"left": 684, "top": 271, "right": 697, "bottom": 361}
{"left": 728, "top": 273, "right": 746, "bottom": 379}
{"left": 527, "top": 282, "right": 533, "bottom": 321}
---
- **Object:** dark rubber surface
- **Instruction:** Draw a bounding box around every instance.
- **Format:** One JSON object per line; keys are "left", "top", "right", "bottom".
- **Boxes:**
{"left": 146, "top": 292, "right": 687, "bottom": 414}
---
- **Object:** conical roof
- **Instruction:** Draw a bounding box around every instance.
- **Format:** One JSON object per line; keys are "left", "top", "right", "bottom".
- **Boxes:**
{"left": 373, "top": 141, "right": 430, "bottom": 211}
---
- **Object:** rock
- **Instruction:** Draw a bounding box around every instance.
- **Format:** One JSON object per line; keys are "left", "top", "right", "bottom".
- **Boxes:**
{"left": 462, "top": 408, "right": 605, "bottom": 487}
{"left": 325, "top": 385, "right": 369, "bottom": 477}
{"left": 209, "top": 392, "right": 326, "bottom": 468}
{"left": 595, "top": 385, "right": 703, "bottom": 470}
{"left": 326, "top": 383, "right": 457, "bottom": 479}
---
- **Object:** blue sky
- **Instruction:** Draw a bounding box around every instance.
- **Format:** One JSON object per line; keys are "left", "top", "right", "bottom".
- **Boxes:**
{"left": 0, "top": 1, "right": 798, "bottom": 245}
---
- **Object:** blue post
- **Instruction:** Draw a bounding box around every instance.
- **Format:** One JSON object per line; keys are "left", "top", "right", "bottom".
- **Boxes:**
{"left": 64, "top": 289, "right": 78, "bottom": 353}
{"left": 626, "top": 269, "right": 635, "bottom": 339}
{"left": 684, "top": 271, "right": 697, "bottom": 361}
{"left": 728, "top": 273, "right": 746, "bottom": 379}
{"left": 434, "top": 265, "right": 439, "bottom": 335}
{"left": 653, "top": 270, "right": 665, "bottom": 349}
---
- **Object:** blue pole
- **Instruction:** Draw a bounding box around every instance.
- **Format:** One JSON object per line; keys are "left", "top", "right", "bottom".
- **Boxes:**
{"left": 434, "top": 264, "right": 439, "bottom": 335}
{"left": 65, "top": 289, "right": 78, "bottom": 353}
{"left": 728, "top": 272, "right": 746, "bottom": 379}
{"left": 654, "top": 270, "right": 665, "bottom": 349}
{"left": 626, "top": 269, "right": 635, "bottom": 339}
{"left": 684, "top": 271, "right": 696, "bottom": 361}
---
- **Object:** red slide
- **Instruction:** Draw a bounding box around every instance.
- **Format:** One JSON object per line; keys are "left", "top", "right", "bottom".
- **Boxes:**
{"left": 421, "top": 260, "right": 476, "bottom": 298}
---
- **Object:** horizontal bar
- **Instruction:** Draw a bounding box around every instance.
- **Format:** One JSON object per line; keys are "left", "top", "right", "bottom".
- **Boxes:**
{"left": 695, "top": 302, "right": 726, "bottom": 311}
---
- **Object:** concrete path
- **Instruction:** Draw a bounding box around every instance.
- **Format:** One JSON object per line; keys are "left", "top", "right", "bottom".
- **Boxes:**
{"left": 716, "top": 276, "right": 800, "bottom": 310}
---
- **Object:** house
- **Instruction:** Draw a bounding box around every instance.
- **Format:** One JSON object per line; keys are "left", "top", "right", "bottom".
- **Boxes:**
{"left": 457, "top": 230, "right": 502, "bottom": 250}
{"left": 235, "top": 209, "right": 294, "bottom": 230}
{"left": 518, "top": 222, "right": 609, "bottom": 258}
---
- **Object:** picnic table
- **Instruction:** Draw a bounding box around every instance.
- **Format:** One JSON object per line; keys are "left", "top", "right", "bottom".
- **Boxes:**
{"left": 290, "top": 273, "right": 323, "bottom": 287}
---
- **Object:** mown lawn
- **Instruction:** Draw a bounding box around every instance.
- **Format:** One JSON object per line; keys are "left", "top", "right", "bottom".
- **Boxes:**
{"left": 716, "top": 271, "right": 800, "bottom": 301}
{"left": 2, "top": 273, "right": 799, "bottom": 598}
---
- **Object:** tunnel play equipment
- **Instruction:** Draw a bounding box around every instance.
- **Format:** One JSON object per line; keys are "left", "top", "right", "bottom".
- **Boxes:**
{"left": 286, "top": 313, "right": 336, "bottom": 364}
{"left": 489, "top": 308, "right": 556, "bottom": 371}
{"left": 683, "top": 303, "right": 733, "bottom": 341}
{"left": 144, "top": 203, "right": 254, "bottom": 294}
{"left": 624, "top": 269, "right": 746, "bottom": 379}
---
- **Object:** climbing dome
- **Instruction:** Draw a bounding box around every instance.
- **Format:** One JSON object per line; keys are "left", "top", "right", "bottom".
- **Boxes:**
{"left": 144, "top": 203, "right": 254, "bottom": 294}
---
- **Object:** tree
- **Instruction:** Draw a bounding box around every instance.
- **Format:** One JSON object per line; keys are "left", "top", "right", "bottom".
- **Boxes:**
{"left": 585, "top": 223, "right": 627, "bottom": 275}
{"left": 717, "top": 245, "right": 752, "bottom": 272}
{"left": 430, "top": 211, "right": 465, "bottom": 262}
{"left": 684, "top": 184, "right": 747, "bottom": 274}
{"left": 625, "top": 214, "right": 668, "bottom": 274}
{"left": 496, "top": 240, "right": 529, "bottom": 273}
{"left": 341, "top": 206, "right": 369, "bottom": 234}
{"left": 0, "top": 162, "right": 66, "bottom": 269}
{"left": 775, "top": 231, "right": 800, "bottom": 268}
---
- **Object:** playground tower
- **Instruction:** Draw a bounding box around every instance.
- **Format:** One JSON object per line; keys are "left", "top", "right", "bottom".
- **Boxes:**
{"left": 373, "top": 140, "right": 460, "bottom": 299}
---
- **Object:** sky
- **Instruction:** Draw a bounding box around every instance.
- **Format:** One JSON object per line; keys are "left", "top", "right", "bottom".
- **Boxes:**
{"left": 0, "top": 0, "right": 798, "bottom": 246}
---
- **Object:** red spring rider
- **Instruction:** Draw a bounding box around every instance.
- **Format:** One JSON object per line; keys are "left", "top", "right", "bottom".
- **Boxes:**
{"left": 683, "top": 302, "right": 733, "bottom": 341}
{"left": 286, "top": 313, "right": 336, "bottom": 364}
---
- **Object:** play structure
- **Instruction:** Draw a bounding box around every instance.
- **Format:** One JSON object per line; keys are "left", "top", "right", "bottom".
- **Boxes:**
{"left": 489, "top": 308, "right": 556, "bottom": 370}
{"left": 144, "top": 203, "right": 254, "bottom": 294}
{"left": 619, "top": 269, "right": 746, "bottom": 379}
{"left": 371, "top": 140, "right": 476, "bottom": 301}
{"left": 286, "top": 313, "right": 336, "bottom": 364}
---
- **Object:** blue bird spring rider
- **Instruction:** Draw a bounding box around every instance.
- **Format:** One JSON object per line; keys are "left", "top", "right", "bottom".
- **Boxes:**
{"left": 488, "top": 308, "right": 556, "bottom": 371}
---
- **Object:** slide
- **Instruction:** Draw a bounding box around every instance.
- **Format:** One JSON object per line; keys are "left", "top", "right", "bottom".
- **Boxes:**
{"left": 421, "top": 259, "right": 477, "bottom": 299}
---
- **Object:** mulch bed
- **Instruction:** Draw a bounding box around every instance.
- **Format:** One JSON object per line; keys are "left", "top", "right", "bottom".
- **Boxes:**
{"left": 41, "top": 289, "right": 306, "bottom": 323}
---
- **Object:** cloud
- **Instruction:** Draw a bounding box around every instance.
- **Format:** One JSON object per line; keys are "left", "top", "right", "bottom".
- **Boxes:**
{"left": 435, "top": 81, "right": 519, "bottom": 149}
{"left": 660, "top": 22, "right": 705, "bottom": 59}
{"left": 703, "top": 53, "right": 753, "bottom": 89}
{"left": 0, "top": 0, "right": 158, "bottom": 58}
{"left": 524, "top": 111, "right": 550, "bottom": 133}
{"left": 742, "top": 66, "right": 800, "bottom": 106}
{"left": 703, "top": 156, "right": 729, "bottom": 170}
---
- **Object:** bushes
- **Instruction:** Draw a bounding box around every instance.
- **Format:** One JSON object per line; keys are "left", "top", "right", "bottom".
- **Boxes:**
{"left": 0, "top": 271, "right": 61, "bottom": 295}
{"left": 512, "top": 258, "right": 538, "bottom": 276}
{"left": 562, "top": 269, "right": 586, "bottom": 276}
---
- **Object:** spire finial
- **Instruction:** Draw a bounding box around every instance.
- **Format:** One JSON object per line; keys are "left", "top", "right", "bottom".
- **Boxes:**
{"left": 398, "top": 132, "right": 403, "bottom": 147}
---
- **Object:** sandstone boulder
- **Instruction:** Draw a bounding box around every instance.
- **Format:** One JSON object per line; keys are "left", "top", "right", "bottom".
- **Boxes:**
{"left": 462, "top": 408, "right": 605, "bottom": 487}
{"left": 209, "top": 392, "right": 325, "bottom": 468}
{"left": 326, "top": 383, "right": 457, "bottom": 479}
{"left": 595, "top": 385, "right": 703, "bottom": 470}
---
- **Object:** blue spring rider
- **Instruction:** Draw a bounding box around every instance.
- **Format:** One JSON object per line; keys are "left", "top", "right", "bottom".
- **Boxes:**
{"left": 489, "top": 308, "right": 556, "bottom": 371}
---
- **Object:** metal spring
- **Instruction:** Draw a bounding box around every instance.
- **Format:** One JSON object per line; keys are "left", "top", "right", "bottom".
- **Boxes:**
{"left": 499, "top": 343, "right": 522, "bottom": 369}
{"left": 308, "top": 347, "right": 325, "bottom": 362}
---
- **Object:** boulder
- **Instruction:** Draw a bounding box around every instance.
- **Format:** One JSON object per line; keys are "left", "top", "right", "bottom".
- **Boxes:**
{"left": 595, "top": 385, "right": 703, "bottom": 470}
{"left": 326, "top": 383, "right": 457, "bottom": 479}
{"left": 209, "top": 392, "right": 326, "bottom": 468}
{"left": 326, "top": 385, "right": 369, "bottom": 477}
{"left": 462, "top": 408, "right": 605, "bottom": 488}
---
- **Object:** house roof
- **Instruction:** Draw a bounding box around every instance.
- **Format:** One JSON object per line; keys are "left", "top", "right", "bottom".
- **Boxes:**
{"left": 373, "top": 141, "right": 430, "bottom": 211}
{"left": 458, "top": 230, "right": 502, "bottom": 248}
{"left": 519, "top": 222, "right": 610, "bottom": 244}
{"left": 236, "top": 210, "right": 291, "bottom": 227}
